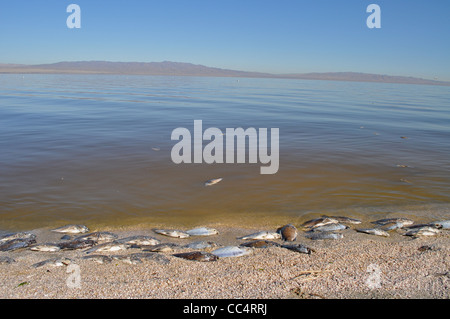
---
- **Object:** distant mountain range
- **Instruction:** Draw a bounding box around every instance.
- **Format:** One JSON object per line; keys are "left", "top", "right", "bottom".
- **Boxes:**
{"left": 0, "top": 61, "right": 448, "bottom": 86}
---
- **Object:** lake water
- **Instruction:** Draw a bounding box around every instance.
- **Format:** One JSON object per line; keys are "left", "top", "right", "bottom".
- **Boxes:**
{"left": 1, "top": 74, "right": 449, "bottom": 231}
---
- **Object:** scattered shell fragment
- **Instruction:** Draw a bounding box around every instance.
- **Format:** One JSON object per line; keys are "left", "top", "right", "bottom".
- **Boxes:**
{"left": 173, "top": 251, "right": 219, "bottom": 262}
{"left": 153, "top": 229, "right": 190, "bottom": 238}
{"left": 277, "top": 224, "right": 298, "bottom": 241}
{"left": 237, "top": 231, "right": 281, "bottom": 240}
{"left": 204, "top": 178, "right": 223, "bottom": 187}
{"left": 356, "top": 228, "right": 390, "bottom": 237}
{"left": 51, "top": 225, "right": 89, "bottom": 234}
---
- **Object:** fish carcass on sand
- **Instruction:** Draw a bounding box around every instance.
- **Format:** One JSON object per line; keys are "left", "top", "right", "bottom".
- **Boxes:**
{"left": 211, "top": 246, "right": 252, "bottom": 258}
{"left": 304, "top": 231, "right": 343, "bottom": 240}
{"left": 30, "top": 243, "right": 61, "bottom": 252}
{"left": 173, "top": 251, "right": 219, "bottom": 262}
{"left": 237, "top": 231, "right": 281, "bottom": 240}
{"left": 356, "top": 228, "right": 390, "bottom": 237}
{"left": 0, "top": 238, "right": 37, "bottom": 252}
{"left": 84, "top": 242, "right": 128, "bottom": 254}
{"left": 51, "top": 225, "right": 89, "bottom": 234}
{"left": 186, "top": 227, "right": 219, "bottom": 236}
{"left": 301, "top": 217, "right": 339, "bottom": 229}
{"left": 281, "top": 244, "right": 315, "bottom": 255}
{"left": 153, "top": 229, "right": 190, "bottom": 238}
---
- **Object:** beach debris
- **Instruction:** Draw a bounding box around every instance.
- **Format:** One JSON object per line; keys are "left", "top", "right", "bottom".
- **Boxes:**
{"left": 131, "top": 253, "right": 170, "bottom": 265}
{"left": 115, "top": 235, "right": 160, "bottom": 246}
{"left": 0, "top": 256, "right": 16, "bottom": 264}
{"left": 183, "top": 241, "right": 217, "bottom": 249}
{"left": 75, "top": 232, "right": 118, "bottom": 242}
{"left": 111, "top": 254, "right": 143, "bottom": 265}
{"left": 82, "top": 255, "right": 113, "bottom": 264}
{"left": 404, "top": 226, "right": 440, "bottom": 237}
{"left": 277, "top": 224, "right": 298, "bottom": 241}
{"left": 237, "top": 231, "right": 281, "bottom": 240}
{"left": 51, "top": 224, "right": 89, "bottom": 234}
{"left": 301, "top": 217, "right": 339, "bottom": 229}
{"left": 310, "top": 223, "right": 349, "bottom": 232}
{"left": 240, "top": 240, "right": 281, "bottom": 248}
{"left": 153, "top": 229, "right": 190, "bottom": 238}
{"left": 58, "top": 239, "right": 97, "bottom": 250}
{"left": 173, "top": 251, "right": 219, "bottom": 262}
{"left": 400, "top": 178, "right": 412, "bottom": 184}
{"left": 281, "top": 244, "right": 314, "bottom": 255}
{"left": 85, "top": 242, "right": 128, "bottom": 254}
{"left": 0, "top": 232, "right": 36, "bottom": 243}
{"left": 211, "top": 246, "right": 252, "bottom": 258}
{"left": 418, "top": 245, "right": 437, "bottom": 252}
{"left": 31, "top": 257, "right": 74, "bottom": 268}
{"left": 186, "top": 227, "right": 219, "bottom": 236}
{"left": 355, "top": 228, "right": 390, "bottom": 237}
{"left": 372, "top": 218, "right": 414, "bottom": 226}
{"left": 0, "top": 238, "right": 37, "bottom": 252}
{"left": 329, "top": 216, "right": 362, "bottom": 224}
{"left": 204, "top": 178, "right": 223, "bottom": 187}
{"left": 30, "top": 243, "right": 61, "bottom": 252}
{"left": 429, "top": 220, "right": 450, "bottom": 230}
{"left": 143, "top": 243, "right": 180, "bottom": 253}
{"left": 304, "top": 231, "right": 343, "bottom": 240}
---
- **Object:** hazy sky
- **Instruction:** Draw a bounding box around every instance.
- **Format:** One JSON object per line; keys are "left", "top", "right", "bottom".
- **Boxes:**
{"left": 1, "top": 0, "right": 449, "bottom": 80}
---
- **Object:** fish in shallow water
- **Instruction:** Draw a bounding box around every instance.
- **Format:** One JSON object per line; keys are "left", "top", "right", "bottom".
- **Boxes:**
{"left": 281, "top": 244, "right": 315, "bottom": 255}
{"left": 237, "top": 231, "right": 281, "bottom": 240}
{"left": 115, "top": 235, "right": 160, "bottom": 246}
{"left": 277, "top": 224, "right": 298, "bottom": 241}
{"left": 304, "top": 231, "right": 343, "bottom": 240}
{"left": 173, "top": 251, "right": 219, "bottom": 262}
{"left": 204, "top": 178, "right": 223, "bottom": 186}
{"left": 356, "top": 228, "right": 390, "bottom": 237}
{"left": 85, "top": 242, "right": 128, "bottom": 254}
{"left": 211, "top": 246, "right": 252, "bottom": 258}
{"left": 0, "top": 232, "right": 36, "bottom": 243}
{"left": 31, "top": 257, "right": 74, "bottom": 268}
{"left": 0, "top": 238, "right": 37, "bottom": 252}
{"left": 51, "top": 225, "right": 89, "bottom": 234}
{"left": 30, "top": 243, "right": 61, "bottom": 252}
{"left": 153, "top": 229, "right": 190, "bottom": 238}
{"left": 186, "top": 227, "right": 219, "bottom": 236}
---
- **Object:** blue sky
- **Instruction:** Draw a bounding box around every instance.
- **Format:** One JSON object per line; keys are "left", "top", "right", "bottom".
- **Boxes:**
{"left": 1, "top": 0, "right": 449, "bottom": 80}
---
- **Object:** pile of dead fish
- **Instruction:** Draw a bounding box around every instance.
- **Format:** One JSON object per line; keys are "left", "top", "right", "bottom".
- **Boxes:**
{"left": 0, "top": 216, "right": 448, "bottom": 265}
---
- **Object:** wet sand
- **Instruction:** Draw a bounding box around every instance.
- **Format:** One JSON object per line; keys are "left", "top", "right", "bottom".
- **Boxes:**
{"left": 0, "top": 223, "right": 448, "bottom": 299}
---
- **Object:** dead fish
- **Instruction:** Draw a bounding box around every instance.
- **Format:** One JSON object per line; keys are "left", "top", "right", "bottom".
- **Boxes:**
{"left": 204, "top": 178, "right": 223, "bottom": 187}
{"left": 237, "top": 231, "right": 281, "bottom": 240}
{"left": 173, "top": 251, "right": 219, "bottom": 262}
{"left": 277, "top": 224, "right": 298, "bottom": 241}
{"left": 115, "top": 235, "right": 160, "bottom": 246}
{"left": 186, "top": 227, "right": 219, "bottom": 236}
{"left": 381, "top": 221, "right": 412, "bottom": 231}
{"left": 51, "top": 225, "right": 89, "bottom": 234}
{"left": 281, "top": 244, "right": 314, "bottom": 255}
{"left": 143, "top": 243, "right": 180, "bottom": 252}
{"left": 372, "top": 218, "right": 414, "bottom": 226}
{"left": 58, "top": 239, "right": 97, "bottom": 250}
{"left": 211, "top": 246, "right": 252, "bottom": 258}
{"left": 0, "top": 232, "right": 36, "bottom": 243}
{"left": 240, "top": 240, "right": 281, "bottom": 248}
{"left": 30, "top": 243, "right": 61, "bottom": 252}
{"left": 131, "top": 253, "right": 170, "bottom": 265}
{"left": 404, "top": 226, "right": 440, "bottom": 237}
{"left": 183, "top": 241, "right": 217, "bottom": 249}
{"left": 85, "top": 242, "right": 128, "bottom": 254}
{"left": 60, "top": 235, "right": 72, "bottom": 240}
{"left": 32, "top": 257, "right": 73, "bottom": 268}
{"left": 301, "top": 217, "right": 339, "bottom": 229}
{"left": 0, "top": 238, "right": 37, "bottom": 252}
{"left": 429, "top": 220, "right": 450, "bottom": 230}
{"left": 153, "top": 229, "right": 190, "bottom": 238}
{"left": 111, "top": 255, "right": 143, "bottom": 265}
{"left": 75, "top": 232, "right": 118, "bottom": 242}
{"left": 356, "top": 228, "right": 390, "bottom": 237}
{"left": 329, "top": 216, "right": 362, "bottom": 224}
{"left": 311, "top": 223, "right": 349, "bottom": 232}
{"left": 304, "top": 231, "right": 343, "bottom": 240}
{"left": 0, "top": 256, "right": 16, "bottom": 264}
{"left": 82, "top": 255, "right": 113, "bottom": 264}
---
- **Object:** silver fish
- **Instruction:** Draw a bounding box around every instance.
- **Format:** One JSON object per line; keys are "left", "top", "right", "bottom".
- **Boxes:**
{"left": 183, "top": 241, "right": 217, "bottom": 249}
{"left": 31, "top": 257, "right": 73, "bottom": 268}
{"left": 204, "top": 178, "right": 223, "bottom": 187}
{"left": 75, "top": 232, "right": 118, "bottom": 242}
{"left": 305, "top": 231, "right": 343, "bottom": 240}
{"left": 186, "top": 227, "right": 219, "bottom": 236}
{"left": 237, "top": 231, "right": 281, "bottom": 240}
{"left": 143, "top": 243, "right": 180, "bottom": 252}
{"left": 329, "top": 216, "right": 362, "bottom": 224}
{"left": 85, "top": 242, "right": 128, "bottom": 254}
{"left": 211, "top": 246, "right": 252, "bottom": 258}
{"left": 51, "top": 225, "right": 89, "bottom": 234}
{"left": 115, "top": 235, "right": 160, "bottom": 246}
{"left": 301, "top": 217, "right": 339, "bottom": 229}
{"left": 82, "top": 255, "right": 113, "bottom": 264}
{"left": 281, "top": 244, "right": 314, "bottom": 255}
{"left": 372, "top": 218, "right": 414, "bottom": 226}
{"left": 240, "top": 240, "right": 281, "bottom": 248}
{"left": 404, "top": 226, "right": 440, "bottom": 237}
{"left": 30, "top": 243, "right": 61, "bottom": 252}
{"left": 58, "top": 239, "right": 97, "bottom": 250}
{"left": 277, "top": 224, "right": 298, "bottom": 241}
{"left": 356, "top": 228, "right": 390, "bottom": 237}
{"left": 111, "top": 255, "right": 143, "bottom": 265}
{"left": 429, "top": 220, "right": 450, "bottom": 230}
{"left": 0, "top": 232, "right": 36, "bottom": 243}
{"left": 311, "top": 223, "right": 348, "bottom": 232}
{"left": 381, "top": 221, "right": 410, "bottom": 231}
{"left": 153, "top": 229, "right": 190, "bottom": 238}
{"left": 173, "top": 251, "right": 219, "bottom": 262}
{"left": 0, "top": 238, "right": 37, "bottom": 251}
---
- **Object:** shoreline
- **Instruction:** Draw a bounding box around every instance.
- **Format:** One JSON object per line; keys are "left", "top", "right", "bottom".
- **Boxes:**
{"left": 0, "top": 220, "right": 448, "bottom": 299}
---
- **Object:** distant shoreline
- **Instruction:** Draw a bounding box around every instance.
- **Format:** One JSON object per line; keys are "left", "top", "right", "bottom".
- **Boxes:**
{"left": 1, "top": 61, "right": 449, "bottom": 87}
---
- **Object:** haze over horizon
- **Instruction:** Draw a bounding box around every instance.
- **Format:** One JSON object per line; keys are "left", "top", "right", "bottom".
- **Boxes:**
{"left": 1, "top": 1, "right": 449, "bottom": 81}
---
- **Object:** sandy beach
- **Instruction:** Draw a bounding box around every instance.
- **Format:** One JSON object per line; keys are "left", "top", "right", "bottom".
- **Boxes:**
{"left": 0, "top": 221, "right": 448, "bottom": 300}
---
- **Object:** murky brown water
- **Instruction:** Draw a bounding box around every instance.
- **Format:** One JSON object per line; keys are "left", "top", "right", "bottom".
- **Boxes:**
{"left": 1, "top": 74, "right": 449, "bottom": 231}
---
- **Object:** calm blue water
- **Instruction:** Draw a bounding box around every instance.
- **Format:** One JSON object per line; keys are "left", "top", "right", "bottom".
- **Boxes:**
{"left": 1, "top": 74, "right": 449, "bottom": 231}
